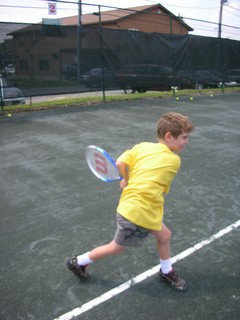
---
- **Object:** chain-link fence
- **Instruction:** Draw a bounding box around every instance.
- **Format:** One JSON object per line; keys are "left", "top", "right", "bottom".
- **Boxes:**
{"left": 1, "top": 1, "right": 240, "bottom": 107}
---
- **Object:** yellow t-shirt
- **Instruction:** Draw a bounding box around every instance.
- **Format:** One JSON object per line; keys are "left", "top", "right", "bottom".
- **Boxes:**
{"left": 116, "top": 142, "right": 181, "bottom": 230}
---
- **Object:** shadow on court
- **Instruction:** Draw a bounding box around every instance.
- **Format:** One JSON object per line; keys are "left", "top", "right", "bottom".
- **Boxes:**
{"left": 0, "top": 93, "right": 239, "bottom": 320}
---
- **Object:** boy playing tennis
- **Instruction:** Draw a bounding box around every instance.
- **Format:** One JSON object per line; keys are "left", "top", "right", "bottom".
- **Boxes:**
{"left": 66, "top": 112, "right": 194, "bottom": 291}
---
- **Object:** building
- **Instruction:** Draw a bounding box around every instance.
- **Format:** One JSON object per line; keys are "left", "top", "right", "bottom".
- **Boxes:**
{"left": 60, "top": 4, "right": 193, "bottom": 35}
{"left": 8, "top": 4, "right": 193, "bottom": 80}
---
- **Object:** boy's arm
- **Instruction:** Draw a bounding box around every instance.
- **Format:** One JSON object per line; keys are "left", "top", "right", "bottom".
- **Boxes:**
{"left": 116, "top": 160, "right": 129, "bottom": 189}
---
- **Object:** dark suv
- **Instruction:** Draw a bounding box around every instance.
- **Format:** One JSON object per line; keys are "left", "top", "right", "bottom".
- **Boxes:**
{"left": 116, "top": 64, "right": 192, "bottom": 93}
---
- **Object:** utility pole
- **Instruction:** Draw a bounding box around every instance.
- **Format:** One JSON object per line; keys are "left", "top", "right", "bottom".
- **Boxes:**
{"left": 218, "top": 0, "right": 228, "bottom": 38}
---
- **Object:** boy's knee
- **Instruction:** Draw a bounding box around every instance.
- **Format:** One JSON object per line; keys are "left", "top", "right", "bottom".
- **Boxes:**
{"left": 157, "top": 227, "right": 172, "bottom": 244}
{"left": 165, "top": 228, "right": 172, "bottom": 241}
{"left": 110, "top": 241, "right": 124, "bottom": 255}
{"left": 162, "top": 225, "right": 172, "bottom": 240}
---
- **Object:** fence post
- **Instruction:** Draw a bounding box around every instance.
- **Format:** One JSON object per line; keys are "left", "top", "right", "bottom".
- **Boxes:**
{"left": 94, "top": 6, "right": 106, "bottom": 102}
{"left": 0, "top": 76, "right": 4, "bottom": 112}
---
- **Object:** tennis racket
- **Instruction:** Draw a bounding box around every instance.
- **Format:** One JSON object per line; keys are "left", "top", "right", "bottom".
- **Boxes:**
{"left": 85, "top": 145, "right": 121, "bottom": 182}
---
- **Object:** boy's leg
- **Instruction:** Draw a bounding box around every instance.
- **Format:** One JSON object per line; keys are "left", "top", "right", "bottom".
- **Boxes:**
{"left": 88, "top": 240, "right": 125, "bottom": 261}
{"left": 66, "top": 240, "right": 124, "bottom": 278}
{"left": 151, "top": 223, "right": 172, "bottom": 261}
{"left": 151, "top": 223, "right": 187, "bottom": 291}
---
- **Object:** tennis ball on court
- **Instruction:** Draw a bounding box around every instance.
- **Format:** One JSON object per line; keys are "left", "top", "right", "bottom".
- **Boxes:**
{"left": 7, "top": 113, "right": 12, "bottom": 117}
{"left": 190, "top": 97, "right": 193, "bottom": 100}
{"left": 210, "top": 94, "right": 213, "bottom": 97}
{"left": 176, "top": 97, "right": 179, "bottom": 100}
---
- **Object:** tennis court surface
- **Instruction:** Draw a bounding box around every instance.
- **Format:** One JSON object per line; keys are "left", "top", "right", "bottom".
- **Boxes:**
{"left": 0, "top": 93, "right": 239, "bottom": 320}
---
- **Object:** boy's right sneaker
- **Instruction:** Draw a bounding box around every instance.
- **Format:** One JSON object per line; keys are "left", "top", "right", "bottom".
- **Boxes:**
{"left": 65, "top": 256, "right": 89, "bottom": 279}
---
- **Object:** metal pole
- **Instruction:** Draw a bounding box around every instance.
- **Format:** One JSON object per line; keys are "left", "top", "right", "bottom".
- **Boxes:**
{"left": 0, "top": 76, "right": 4, "bottom": 112}
{"left": 98, "top": 5, "right": 106, "bottom": 102}
{"left": 77, "top": 0, "right": 82, "bottom": 80}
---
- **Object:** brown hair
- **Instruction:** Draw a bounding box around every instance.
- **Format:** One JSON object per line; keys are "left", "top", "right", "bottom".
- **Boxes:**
{"left": 157, "top": 112, "right": 194, "bottom": 139}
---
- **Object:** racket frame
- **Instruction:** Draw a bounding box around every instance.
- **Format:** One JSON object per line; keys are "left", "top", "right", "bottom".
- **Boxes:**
{"left": 85, "top": 145, "right": 121, "bottom": 182}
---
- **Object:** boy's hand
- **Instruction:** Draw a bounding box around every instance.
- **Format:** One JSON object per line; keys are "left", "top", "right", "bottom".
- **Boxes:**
{"left": 120, "top": 179, "right": 128, "bottom": 189}
{"left": 116, "top": 160, "right": 129, "bottom": 188}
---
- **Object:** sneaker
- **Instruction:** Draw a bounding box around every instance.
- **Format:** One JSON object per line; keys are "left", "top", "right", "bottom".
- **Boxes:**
{"left": 65, "top": 256, "right": 89, "bottom": 279}
{"left": 159, "top": 269, "right": 187, "bottom": 291}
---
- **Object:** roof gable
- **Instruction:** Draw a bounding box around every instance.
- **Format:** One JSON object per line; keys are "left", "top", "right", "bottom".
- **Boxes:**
{"left": 59, "top": 4, "right": 193, "bottom": 31}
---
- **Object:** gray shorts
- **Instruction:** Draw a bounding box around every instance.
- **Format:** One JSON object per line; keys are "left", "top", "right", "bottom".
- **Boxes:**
{"left": 114, "top": 213, "right": 150, "bottom": 247}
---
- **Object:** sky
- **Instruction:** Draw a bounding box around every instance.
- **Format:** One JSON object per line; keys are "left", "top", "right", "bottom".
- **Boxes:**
{"left": 1, "top": 0, "right": 240, "bottom": 40}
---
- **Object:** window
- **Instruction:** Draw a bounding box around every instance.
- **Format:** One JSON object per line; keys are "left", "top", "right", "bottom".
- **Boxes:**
{"left": 20, "top": 36, "right": 25, "bottom": 45}
{"left": 39, "top": 60, "right": 49, "bottom": 70}
{"left": 19, "top": 60, "right": 29, "bottom": 70}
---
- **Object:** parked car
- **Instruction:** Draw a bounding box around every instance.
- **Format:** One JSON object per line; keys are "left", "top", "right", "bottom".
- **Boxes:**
{"left": 79, "top": 67, "right": 117, "bottom": 88}
{"left": 2, "top": 63, "right": 16, "bottom": 75}
{"left": 177, "top": 68, "right": 221, "bottom": 89}
{"left": 115, "top": 64, "right": 192, "bottom": 93}
{"left": 227, "top": 69, "right": 240, "bottom": 83}
{"left": 62, "top": 64, "right": 78, "bottom": 80}
{"left": 218, "top": 69, "right": 240, "bottom": 88}
{"left": 0, "top": 75, "right": 25, "bottom": 105}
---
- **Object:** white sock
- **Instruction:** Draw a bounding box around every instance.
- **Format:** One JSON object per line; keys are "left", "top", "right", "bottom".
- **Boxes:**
{"left": 160, "top": 258, "right": 172, "bottom": 274}
{"left": 76, "top": 252, "right": 93, "bottom": 266}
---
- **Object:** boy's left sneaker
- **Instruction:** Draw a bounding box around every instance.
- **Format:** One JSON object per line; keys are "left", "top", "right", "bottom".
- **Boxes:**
{"left": 65, "top": 256, "right": 89, "bottom": 279}
{"left": 159, "top": 269, "right": 187, "bottom": 291}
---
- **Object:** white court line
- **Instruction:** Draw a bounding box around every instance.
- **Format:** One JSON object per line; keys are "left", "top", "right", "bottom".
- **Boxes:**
{"left": 54, "top": 219, "right": 240, "bottom": 320}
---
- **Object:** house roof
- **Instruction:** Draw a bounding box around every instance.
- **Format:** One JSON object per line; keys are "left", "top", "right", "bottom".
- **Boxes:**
{"left": 8, "top": 4, "right": 193, "bottom": 36}
{"left": 60, "top": 4, "right": 193, "bottom": 31}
